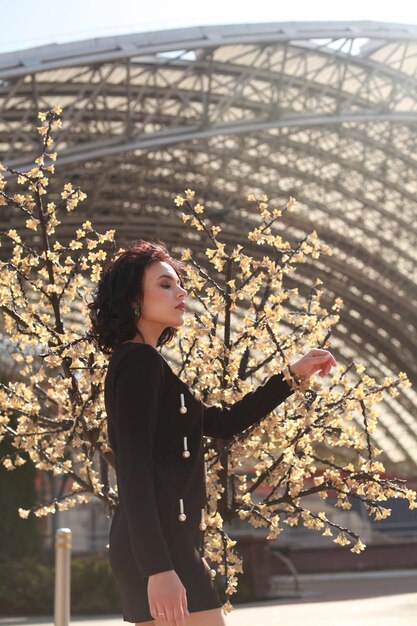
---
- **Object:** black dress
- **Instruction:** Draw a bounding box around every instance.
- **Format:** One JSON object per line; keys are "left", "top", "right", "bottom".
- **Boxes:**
{"left": 104, "top": 342, "right": 294, "bottom": 623}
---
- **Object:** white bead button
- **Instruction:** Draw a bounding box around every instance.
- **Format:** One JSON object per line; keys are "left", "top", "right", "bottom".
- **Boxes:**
{"left": 182, "top": 436, "right": 190, "bottom": 458}
{"left": 202, "top": 557, "right": 216, "bottom": 578}
{"left": 199, "top": 508, "right": 207, "bottom": 531}
{"left": 178, "top": 498, "right": 187, "bottom": 522}
{"left": 179, "top": 393, "right": 187, "bottom": 414}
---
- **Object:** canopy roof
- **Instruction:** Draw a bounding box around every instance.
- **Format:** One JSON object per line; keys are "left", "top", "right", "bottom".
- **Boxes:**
{"left": 1, "top": 21, "right": 416, "bottom": 474}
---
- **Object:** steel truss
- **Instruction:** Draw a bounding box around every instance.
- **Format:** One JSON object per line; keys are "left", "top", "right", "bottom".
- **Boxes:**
{"left": 1, "top": 21, "right": 417, "bottom": 472}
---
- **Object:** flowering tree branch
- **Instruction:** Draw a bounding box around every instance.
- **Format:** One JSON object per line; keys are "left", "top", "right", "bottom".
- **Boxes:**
{"left": 0, "top": 110, "right": 415, "bottom": 615}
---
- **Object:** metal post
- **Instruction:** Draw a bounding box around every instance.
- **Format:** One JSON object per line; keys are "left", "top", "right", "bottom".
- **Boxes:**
{"left": 54, "top": 528, "right": 72, "bottom": 626}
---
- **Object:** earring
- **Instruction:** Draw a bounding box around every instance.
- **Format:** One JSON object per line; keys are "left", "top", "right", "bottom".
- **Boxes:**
{"left": 134, "top": 305, "right": 141, "bottom": 316}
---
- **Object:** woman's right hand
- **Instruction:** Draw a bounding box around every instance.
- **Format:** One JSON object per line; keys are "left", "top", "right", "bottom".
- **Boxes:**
{"left": 148, "top": 569, "right": 189, "bottom": 625}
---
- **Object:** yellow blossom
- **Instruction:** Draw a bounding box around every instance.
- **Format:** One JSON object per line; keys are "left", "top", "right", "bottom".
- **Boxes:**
{"left": 406, "top": 489, "right": 416, "bottom": 502}
{"left": 25, "top": 218, "right": 40, "bottom": 231}
{"left": 191, "top": 217, "right": 204, "bottom": 231}
{"left": 7, "top": 229, "right": 21, "bottom": 242}
{"left": 180, "top": 248, "right": 191, "bottom": 260}
{"left": 287, "top": 196, "right": 297, "bottom": 210}
{"left": 350, "top": 540, "right": 366, "bottom": 554}
{"left": 333, "top": 532, "right": 351, "bottom": 546}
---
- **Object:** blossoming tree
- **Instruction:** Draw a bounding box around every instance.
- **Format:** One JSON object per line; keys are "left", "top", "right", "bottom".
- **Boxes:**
{"left": 0, "top": 108, "right": 415, "bottom": 612}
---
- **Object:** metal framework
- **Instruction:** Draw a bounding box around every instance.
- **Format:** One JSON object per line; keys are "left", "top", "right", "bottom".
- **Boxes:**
{"left": 1, "top": 21, "right": 417, "bottom": 473}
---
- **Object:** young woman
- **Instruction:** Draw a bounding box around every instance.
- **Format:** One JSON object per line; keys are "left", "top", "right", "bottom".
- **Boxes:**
{"left": 88, "top": 239, "right": 337, "bottom": 626}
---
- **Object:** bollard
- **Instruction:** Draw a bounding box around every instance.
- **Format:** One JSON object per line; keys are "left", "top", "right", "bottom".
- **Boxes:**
{"left": 54, "top": 528, "right": 72, "bottom": 626}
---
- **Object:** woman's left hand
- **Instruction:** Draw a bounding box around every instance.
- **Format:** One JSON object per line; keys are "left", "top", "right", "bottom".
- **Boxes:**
{"left": 287, "top": 348, "right": 337, "bottom": 382}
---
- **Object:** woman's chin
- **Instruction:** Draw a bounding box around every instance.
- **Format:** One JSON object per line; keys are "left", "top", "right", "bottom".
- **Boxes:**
{"left": 167, "top": 316, "right": 185, "bottom": 327}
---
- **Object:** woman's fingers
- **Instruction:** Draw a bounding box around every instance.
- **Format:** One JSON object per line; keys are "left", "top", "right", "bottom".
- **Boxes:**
{"left": 147, "top": 570, "right": 188, "bottom": 625}
{"left": 289, "top": 349, "right": 337, "bottom": 380}
{"left": 164, "top": 607, "right": 176, "bottom": 626}
{"left": 182, "top": 590, "right": 189, "bottom": 618}
{"left": 151, "top": 604, "right": 162, "bottom": 621}
{"left": 311, "top": 356, "right": 331, "bottom": 375}
{"left": 322, "top": 356, "right": 336, "bottom": 377}
{"left": 164, "top": 596, "right": 188, "bottom": 625}
{"left": 309, "top": 349, "right": 337, "bottom": 365}
{"left": 311, "top": 353, "right": 332, "bottom": 361}
{"left": 310, "top": 351, "right": 337, "bottom": 368}
{"left": 297, "top": 350, "right": 337, "bottom": 379}
{"left": 173, "top": 605, "right": 187, "bottom": 626}
{"left": 321, "top": 361, "right": 332, "bottom": 377}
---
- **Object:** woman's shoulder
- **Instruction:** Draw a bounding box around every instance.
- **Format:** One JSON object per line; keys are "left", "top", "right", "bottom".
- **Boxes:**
{"left": 106, "top": 342, "right": 169, "bottom": 385}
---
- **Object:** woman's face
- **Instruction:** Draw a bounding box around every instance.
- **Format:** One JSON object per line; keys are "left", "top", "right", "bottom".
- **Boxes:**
{"left": 139, "top": 260, "right": 187, "bottom": 330}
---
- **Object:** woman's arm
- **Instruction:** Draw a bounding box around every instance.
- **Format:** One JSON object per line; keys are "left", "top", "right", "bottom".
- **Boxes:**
{"left": 201, "top": 369, "right": 295, "bottom": 439}
{"left": 113, "top": 345, "right": 174, "bottom": 580}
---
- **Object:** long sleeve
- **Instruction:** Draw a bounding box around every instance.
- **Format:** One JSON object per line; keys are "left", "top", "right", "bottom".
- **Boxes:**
{"left": 201, "top": 371, "right": 294, "bottom": 439}
{"left": 113, "top": 345, "right": 174, "bottom": 579}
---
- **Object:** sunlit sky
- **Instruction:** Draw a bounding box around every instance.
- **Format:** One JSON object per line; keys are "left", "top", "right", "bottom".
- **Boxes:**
{"left": 1, "top": 0, "right": 417, "bottom": 55}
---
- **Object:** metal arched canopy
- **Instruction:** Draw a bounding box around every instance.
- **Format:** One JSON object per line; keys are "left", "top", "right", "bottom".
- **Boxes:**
{"left": 1, "top": 20, "right": 417, "bottom": 77}
{"left": 0, "top": 21, "right": 417, "bottom": 474}
{"left": 2, "top": 21, "right": 417, "bottom": 170}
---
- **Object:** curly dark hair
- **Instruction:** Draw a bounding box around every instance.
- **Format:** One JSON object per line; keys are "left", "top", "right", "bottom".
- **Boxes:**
{"left": 86, "top": 238, "right": 186, "bottom": 355}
